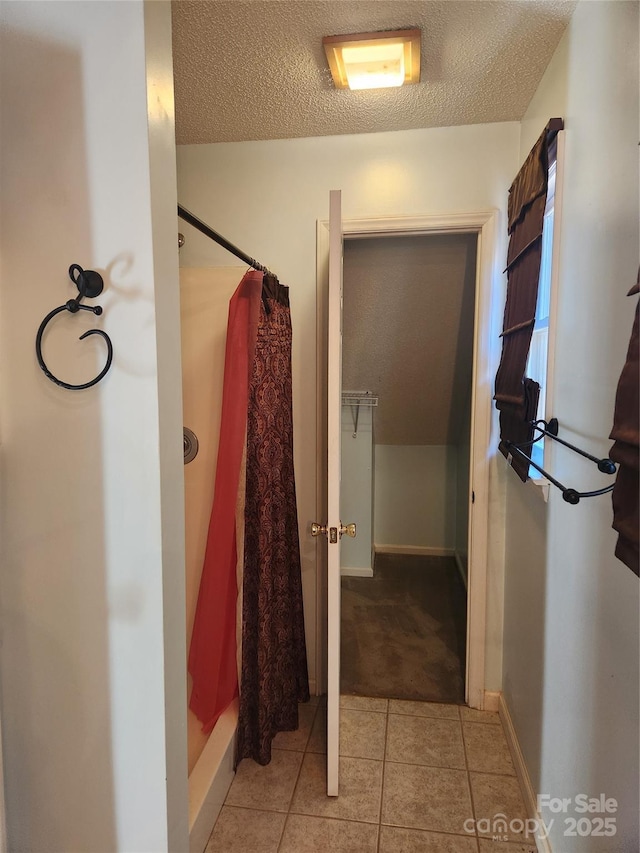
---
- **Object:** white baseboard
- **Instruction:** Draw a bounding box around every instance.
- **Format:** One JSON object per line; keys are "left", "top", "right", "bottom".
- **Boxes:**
{"left": 499, "top": 693, "right": 552, "bottom": 853}
{"left": 374, "top": 544, "right": 455, "bottom": 558}
{"left": 482, "top": 690, "right": 501, "bottom": 712}
{"left": 189, "top": 699, "right": 238, "bottom": 853}
{"left": 340, "top": 566, "right": 373, "bottom": 577}
{"left": 454, "top": 551, "right": 468, "bottom": 590}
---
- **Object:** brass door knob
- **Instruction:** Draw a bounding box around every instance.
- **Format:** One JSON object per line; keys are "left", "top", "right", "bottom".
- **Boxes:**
{"left": 340, "top": 523, "right": 357, "bottom": 538}
{"left": 311, "top": 522, "right": 327, "bottom": 537}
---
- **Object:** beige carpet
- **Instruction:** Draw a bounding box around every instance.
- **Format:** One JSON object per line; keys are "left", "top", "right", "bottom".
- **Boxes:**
{"left": 340, "top": 553, "right": 466, "bottom": 704}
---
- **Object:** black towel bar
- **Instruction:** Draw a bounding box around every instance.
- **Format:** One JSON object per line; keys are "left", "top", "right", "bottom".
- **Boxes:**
{"left": 505, "top": 418, "right": 616, "bottom": 504}
{"left": 35, "top": 264, "right": 113, "bottom": 390}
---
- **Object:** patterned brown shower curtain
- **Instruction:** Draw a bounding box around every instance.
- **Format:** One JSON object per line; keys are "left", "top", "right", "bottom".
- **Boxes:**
{"left": 236, "top": 273, "right": 310, "bottom": 766}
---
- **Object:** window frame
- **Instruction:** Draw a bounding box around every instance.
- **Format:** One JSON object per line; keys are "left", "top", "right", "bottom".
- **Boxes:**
{"left": 527, "top": 129, "right": 565, "bottom": 499}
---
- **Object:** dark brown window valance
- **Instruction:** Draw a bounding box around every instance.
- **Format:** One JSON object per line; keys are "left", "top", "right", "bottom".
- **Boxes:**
{"left": 609, "top": 272, "right": 639, "bottom": 577}
{"left": 494, "top": 118, "right": 563, "bottom": 481}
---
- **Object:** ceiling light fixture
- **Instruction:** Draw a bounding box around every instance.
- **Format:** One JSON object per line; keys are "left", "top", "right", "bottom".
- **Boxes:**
{"left": 323, "top": 29, "right": 421, "bottom": 91}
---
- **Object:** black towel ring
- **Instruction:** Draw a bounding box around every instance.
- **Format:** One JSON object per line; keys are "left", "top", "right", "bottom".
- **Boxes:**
{"left": 35, "top": 264, "right": 113, "bottom": 390}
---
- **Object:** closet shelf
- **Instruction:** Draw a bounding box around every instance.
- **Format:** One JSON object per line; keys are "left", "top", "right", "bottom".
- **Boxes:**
{"left": 341, "top": 391, "right": 378, "bottom": 407}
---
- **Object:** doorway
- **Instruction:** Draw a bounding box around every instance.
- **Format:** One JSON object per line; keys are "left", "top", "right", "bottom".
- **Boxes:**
{"left": 315, "top": 210, "right": 498, "bottom": 711}
{"left": 339, "top": 232, "right": 477, "bottom": 704}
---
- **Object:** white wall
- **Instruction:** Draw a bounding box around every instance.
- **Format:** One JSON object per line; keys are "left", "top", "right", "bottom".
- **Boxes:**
{"left": 502, "top": 2, "right": 639, "bottom": 849}
{"left": 374, "top": 445, "right": 457, "bottom": 551}
{"left": 0, "top": 2, "right": 187, "bottom": 850}
{"left": 340, "top": 406, "right": 374, "bottom": 573}
{"left": 341, "top": 233, "right": 477, "bottom": 446}
{"left": 177, "top": 121, "right": 520, "bottom": 690}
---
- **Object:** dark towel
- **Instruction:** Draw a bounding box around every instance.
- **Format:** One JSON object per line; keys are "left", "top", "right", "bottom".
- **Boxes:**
{"left": 609, "top": 271, "right": 640, "bottom": 576}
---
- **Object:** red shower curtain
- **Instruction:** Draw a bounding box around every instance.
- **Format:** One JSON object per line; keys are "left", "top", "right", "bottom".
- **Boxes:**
{"left": 188, "top": 270, "right": 262, "bottom": 733}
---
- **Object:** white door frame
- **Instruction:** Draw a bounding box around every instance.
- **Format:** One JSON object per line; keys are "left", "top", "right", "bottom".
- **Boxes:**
{"left": 315, "top": 209, "right": 499, "bottom": 710}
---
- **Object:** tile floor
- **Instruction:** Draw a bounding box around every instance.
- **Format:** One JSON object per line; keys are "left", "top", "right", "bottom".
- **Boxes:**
{"left": 206, "top": 695, "right": 538, "bottom": 853}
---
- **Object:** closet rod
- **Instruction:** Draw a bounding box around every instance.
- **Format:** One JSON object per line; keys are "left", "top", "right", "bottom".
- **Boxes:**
{"left": 177, "top": 204, "right": 271, "bottom": 275}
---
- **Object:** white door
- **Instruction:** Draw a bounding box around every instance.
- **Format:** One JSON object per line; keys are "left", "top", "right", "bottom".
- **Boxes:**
{"left": 313, "top": 191, "right": 362, "bottom": 793}
{"left": 312, "top": 190, "right": 350, "bottom": 795}
{"left": 311, "top": 190, "right": 344, "bottom": 797}
{"left": 326, "top": 189, "right": 343, "bottom": 796}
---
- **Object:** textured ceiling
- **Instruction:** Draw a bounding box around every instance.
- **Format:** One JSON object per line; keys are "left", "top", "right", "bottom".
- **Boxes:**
{"left": 171, "top": 0, "right": 575, "bottom": 144}
{"left": 342, "top": 233, "right": 477, "bottom": 446}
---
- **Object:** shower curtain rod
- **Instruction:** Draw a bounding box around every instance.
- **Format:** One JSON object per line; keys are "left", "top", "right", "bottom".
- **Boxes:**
{"left": 177, "top": 204, "right": 271, "bottom": 275}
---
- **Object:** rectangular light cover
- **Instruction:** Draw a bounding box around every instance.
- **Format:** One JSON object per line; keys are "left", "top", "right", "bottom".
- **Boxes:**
{"left": 323, "top": 29, "right": 421, "bottom": 91}
{"left": 342, "top": 42, "right": 405, "bottom": 90}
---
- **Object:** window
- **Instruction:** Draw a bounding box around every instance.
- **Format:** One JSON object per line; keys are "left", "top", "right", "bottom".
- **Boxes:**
{"left": 494, "top": 118, "right": 563, "bottom": 483}
{"left": 525, "top": 137, "right": 558, "bottom": 469}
